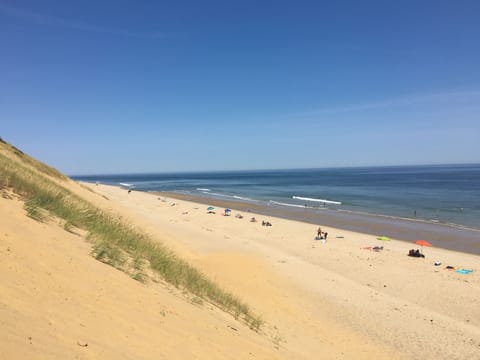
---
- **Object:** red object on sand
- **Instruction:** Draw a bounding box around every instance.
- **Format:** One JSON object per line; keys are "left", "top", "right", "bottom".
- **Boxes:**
{"left": 415, "top": 240, "right": 432, "bottom": 247}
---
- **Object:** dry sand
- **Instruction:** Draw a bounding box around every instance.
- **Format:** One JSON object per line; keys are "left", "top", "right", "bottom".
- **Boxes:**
{"left": 0, "top": 190, "right": 287, "bottom": 359}
{"left": 2, "top": 179, "right": 479, "bottom": 359}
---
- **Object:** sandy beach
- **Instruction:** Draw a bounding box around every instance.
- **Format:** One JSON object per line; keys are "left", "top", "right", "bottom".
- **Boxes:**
{"left": 0, "top": 191, "right": 284, "bottom": 360}
{"left": 2, "top": 158, "right": 479, "bottom": 359}
{"left": 4, "top": 1, "right": 480, "bottom": 358}
{"left": 156, "top": 191, "right": 480, "bottom": 255}
{"left": 78, "top": 183, "right": 480, "bottom": 359}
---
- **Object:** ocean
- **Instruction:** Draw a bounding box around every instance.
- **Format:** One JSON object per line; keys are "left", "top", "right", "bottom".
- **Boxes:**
{"left": 73, "top": 164, "right": 480, "bottom": 231}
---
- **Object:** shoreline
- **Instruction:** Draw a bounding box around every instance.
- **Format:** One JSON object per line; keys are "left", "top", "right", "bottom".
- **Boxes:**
{"left": 154, "top": 190, "right": 480, "bottom": 255}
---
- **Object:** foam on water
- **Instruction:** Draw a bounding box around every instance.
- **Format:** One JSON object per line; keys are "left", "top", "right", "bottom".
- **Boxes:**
{"left": 74, "top": 164, "right": 480, "bottom": 230}
{"left": 292, "top": 196, "right": 342, "bottom": 205}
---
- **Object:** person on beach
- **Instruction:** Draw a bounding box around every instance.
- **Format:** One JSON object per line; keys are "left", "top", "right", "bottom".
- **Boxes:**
{"left": 317, "top": 227, "right": 322, "bottom": 238}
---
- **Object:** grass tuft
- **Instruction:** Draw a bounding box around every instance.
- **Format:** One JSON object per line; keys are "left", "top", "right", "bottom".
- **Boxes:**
{"left": 63, "top": 220, "right": 74, "bottom": 233}
{"left": 24, "top": 198, "right": 47, "bottom": 222}
{"left": 92, "top": 241, "right": 127, "bottom": 269}
{"left": 132, "top": 272, "right": 148, "bottom": 283}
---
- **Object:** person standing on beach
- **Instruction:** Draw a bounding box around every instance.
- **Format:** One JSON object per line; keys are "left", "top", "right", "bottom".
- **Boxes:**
{"left": 317, "top": 227, "right": 322, "bottom": 238}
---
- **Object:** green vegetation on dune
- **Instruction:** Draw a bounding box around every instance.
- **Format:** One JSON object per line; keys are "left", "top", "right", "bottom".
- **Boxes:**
{"left": 0, "top": 141, "right": 263, "bottom": 331}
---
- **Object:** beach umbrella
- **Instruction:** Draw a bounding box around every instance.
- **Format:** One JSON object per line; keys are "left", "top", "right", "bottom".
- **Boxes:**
{"left": 415, "top": 240, "right": 432, "bottom": 247}
{"left": 207, "top": 206, "right": 214, "bottom": 211}
{"left": 415, "top": 239, "right": 432, "bottom": 254}
{"left": 224, "top": 208, "right": 231, "bottom": 213}
{"left": 377, "top": 236, "right": 391, "bottom": 241}
{"left": 415, "top": 239, "right": 432, "bottom": 251}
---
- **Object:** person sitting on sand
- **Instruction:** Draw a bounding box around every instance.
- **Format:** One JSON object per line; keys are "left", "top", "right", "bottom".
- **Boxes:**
{"left": 250, "top": 217, "right": 257, "bottom": 222}
{"left": 408, "top": 249, "right": 425, "bottom": 258}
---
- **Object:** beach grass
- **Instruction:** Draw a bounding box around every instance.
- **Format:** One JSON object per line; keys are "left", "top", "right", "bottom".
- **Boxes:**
{"left": 0, "top": 143, "right": 263, "bottom": 330}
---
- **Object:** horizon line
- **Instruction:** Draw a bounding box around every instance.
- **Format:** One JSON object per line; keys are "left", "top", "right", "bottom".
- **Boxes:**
{"left": 69, "top": 162, "right": 480, "bottom": 178}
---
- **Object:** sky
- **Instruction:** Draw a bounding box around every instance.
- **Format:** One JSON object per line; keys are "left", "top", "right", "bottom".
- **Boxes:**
{"left": 1, "top": 0, "right": 479, "bottom": 175}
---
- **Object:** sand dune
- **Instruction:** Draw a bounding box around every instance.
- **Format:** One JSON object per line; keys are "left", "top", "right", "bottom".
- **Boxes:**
{"left": 0, "top": 192, "right": 285, "bottom": 359}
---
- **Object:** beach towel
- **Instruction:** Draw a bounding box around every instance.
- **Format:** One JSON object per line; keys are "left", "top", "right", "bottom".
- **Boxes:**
{"left": 455, "top": 269, "right": 474, "bottom": 275}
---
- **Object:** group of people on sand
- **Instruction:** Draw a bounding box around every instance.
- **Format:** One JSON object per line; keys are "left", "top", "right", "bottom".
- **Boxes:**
{"left": 248, "top": 217, "right": 272, "bottom": 226}
{"left": 317, "top": 227, "right": 328, "bottom": 240}
{"left": 408, "top": 249, "right": 425, "bottom": 258}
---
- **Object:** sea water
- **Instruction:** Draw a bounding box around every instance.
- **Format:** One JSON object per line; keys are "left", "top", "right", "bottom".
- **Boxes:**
{"left": 73, "top": 164, "right": 480, "bottom": 230}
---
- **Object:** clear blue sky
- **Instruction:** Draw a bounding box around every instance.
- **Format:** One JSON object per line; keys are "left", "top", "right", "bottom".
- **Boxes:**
{"left": 1, "top": 0, "right": 479, "bottom": 175}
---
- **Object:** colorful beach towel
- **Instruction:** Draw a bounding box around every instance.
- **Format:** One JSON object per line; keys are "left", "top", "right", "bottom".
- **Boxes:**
{"left": 455, "top": 269, "right": 474, "bottom": 275}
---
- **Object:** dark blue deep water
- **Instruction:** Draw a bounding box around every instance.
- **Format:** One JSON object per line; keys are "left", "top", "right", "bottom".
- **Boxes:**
{"left": 74, "top": 164, "right": 480, "bottom": 230}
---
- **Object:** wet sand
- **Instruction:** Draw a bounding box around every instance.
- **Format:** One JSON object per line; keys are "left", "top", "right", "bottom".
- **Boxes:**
{"left": 157, "top": 191, "right": 480, "bottom": 255}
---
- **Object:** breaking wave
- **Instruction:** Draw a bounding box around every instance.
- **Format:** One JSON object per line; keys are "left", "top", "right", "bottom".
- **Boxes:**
{"left": 292, "top": 196, "right": 341, "bottom": 205}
